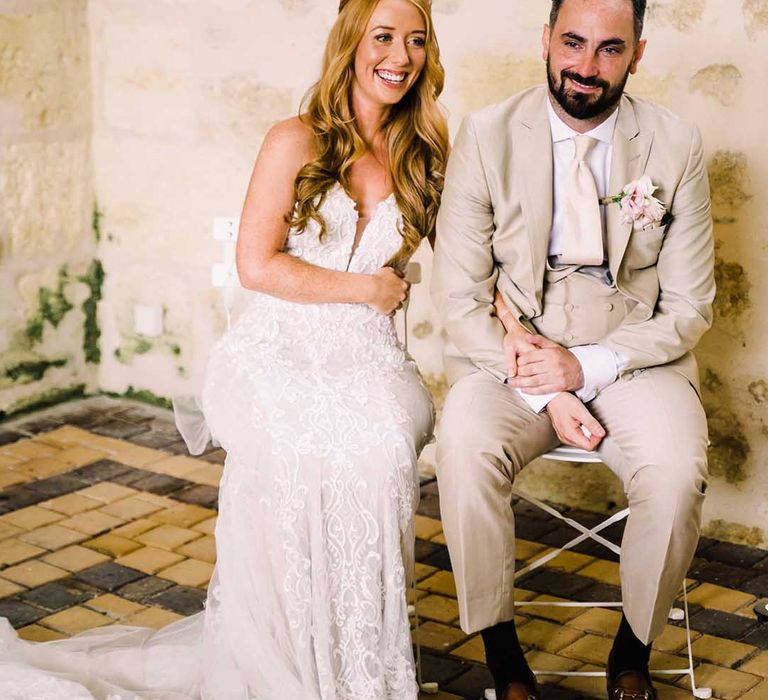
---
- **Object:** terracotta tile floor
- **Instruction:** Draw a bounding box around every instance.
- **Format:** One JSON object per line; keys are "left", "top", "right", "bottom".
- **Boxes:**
{"left": 1, "top": 397, "right": 767, "bottom": 699}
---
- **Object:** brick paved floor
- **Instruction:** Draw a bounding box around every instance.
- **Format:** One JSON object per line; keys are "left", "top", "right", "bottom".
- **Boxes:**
{"left": 1, "top": 397, "right": 767, "bottom": 699}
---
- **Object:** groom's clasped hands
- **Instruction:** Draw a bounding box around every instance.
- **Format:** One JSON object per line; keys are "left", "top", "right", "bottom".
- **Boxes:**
{"left": 503, "top": 321, "right": 606, "bottom": 452}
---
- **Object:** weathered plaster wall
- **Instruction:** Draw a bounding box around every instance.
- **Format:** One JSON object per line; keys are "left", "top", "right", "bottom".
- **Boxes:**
{"left": 2, "top": 0, "right": 766, "bottom": 546}
{"left": 0, "top": 0, "right": 98, "bottom": 417}
{"left": 87, "top": 1, "right": 334, "bottom": 402}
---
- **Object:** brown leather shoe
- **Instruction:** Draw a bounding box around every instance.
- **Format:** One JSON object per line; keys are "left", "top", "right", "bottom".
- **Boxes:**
{"left": 606, "top": 652, "right": 658, "bottom": 699}
{"left": 499, "top": 679, "right": 540, "bottom": 700}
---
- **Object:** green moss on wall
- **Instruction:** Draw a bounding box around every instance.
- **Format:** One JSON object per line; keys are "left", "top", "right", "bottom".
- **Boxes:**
{"left": 92, "top": 202, "right": 103, "bottom": 243}
{"left": 114, "top": 337, "right": 154, "bottom": 364}
{"left": 23, "top": 266, "right": 73, "bottom": 346}
{"left": 78, "top": 259, "right": 104, "bottom": 364}
{"left": 0, "top": 384, "right": 87, "bottom": 421}
{"left": 102, "top": 386, "right": 172, "bottom": 410}
{"left": 4, "top": 358, "right": 68, "bottom": 383}
{"left": 12, "top": 258, "right": 102, "bottom": 364}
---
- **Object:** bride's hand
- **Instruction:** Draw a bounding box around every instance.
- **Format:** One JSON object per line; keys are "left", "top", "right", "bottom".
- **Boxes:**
{"left": 367, "top": 267, "right": 410, "bottom": 315}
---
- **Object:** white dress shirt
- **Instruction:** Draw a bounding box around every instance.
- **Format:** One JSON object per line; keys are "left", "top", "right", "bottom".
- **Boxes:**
{"left": 515, "top": 100, "right": 625, "bottom": 413}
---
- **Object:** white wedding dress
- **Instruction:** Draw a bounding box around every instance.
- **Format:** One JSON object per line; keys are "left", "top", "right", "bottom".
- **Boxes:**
{"left": 0, "top": 183, "right": 435, "bottom": 699}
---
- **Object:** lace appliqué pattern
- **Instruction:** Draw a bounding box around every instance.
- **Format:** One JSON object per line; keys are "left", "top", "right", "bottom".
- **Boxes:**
{"left": 200, "top": 185, "right": 434, "bottom": 699}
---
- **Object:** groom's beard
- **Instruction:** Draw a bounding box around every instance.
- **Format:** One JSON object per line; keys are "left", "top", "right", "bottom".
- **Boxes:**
{"left": 547, "top": 58, "right": 631, "bottom": 120}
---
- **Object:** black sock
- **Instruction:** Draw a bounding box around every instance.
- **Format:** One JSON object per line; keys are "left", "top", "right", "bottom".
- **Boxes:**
{"left": 610, "top": 614, "right": 652, "bottom": 678}
{"left": 481, "top": 619, "right": 534, "bottom": 696}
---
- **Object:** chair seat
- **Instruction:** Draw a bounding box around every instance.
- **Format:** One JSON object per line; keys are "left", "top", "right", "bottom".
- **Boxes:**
{"left": 541, "top": 444, "right": 604, "bottom": 464}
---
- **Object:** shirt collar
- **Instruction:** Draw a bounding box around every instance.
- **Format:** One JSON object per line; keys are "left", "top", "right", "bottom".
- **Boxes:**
{"left": 546, "top": 97, "right": 619, "bottom": 145}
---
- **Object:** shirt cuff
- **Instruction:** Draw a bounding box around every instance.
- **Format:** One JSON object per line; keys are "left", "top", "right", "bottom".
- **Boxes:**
{"left": 514, "top": 387, "right": 560, "bottom": 413}
{"left": 503, "top": 377, "right": 559, "bottom": 413}
{"left": 570, "top": 344, "right": 620, "bottom": 403}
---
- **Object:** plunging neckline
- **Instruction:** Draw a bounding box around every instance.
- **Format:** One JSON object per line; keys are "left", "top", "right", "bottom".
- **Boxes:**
{"left": 335, "top": 184, "right": 396, "bottom": 270}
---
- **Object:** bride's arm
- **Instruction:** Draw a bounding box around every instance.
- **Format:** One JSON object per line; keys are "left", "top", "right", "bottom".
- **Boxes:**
{"left": 493, "top": 290, "right": 530, "bottom": 335}
{"left": 236, "top": 118, "right": 406, "bottom": 314}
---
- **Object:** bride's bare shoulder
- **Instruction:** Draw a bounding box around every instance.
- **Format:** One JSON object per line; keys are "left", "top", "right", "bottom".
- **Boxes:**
{"left": 260, "top": 116, "right": 314, "bottom": 170}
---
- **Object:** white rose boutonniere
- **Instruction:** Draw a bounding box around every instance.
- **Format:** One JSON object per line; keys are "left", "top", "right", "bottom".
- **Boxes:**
{"left": 601, "top": 175, "right": 668, "bottom": 230}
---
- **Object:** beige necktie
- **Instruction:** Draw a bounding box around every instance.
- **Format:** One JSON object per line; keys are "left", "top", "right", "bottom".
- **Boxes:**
{"left": 560, "top": 135, "right": 604, "bottom": 266}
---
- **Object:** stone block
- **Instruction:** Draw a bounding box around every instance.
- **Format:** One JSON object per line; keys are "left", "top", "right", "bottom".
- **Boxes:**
{"left": 0, "top": 537, "right": 46, "bottom": 565}
{"left": 76, "top": 482, "right": 137, "bottom": 503}
{"left": 83, "top": 532, "right": 142, "bottom": 557}
{"left": 19, "top": 523, "right": 88, "bottom": 550}
{"left": 42, "top": 544, "right": 110, "bottom": 572}
{"left": 184, "top": 462, "right": 224, "bottom": 487}
{"left": 739, "top": 651, "right": 768, "bottom": 678}
{"left": 676, "top": 662, "right": 761, "bottom": 700}
{"left": 157, "top": 558, "right": 213, "bottom": 588}
{"left": 690, "top": 634, "right": 758, "bottom": 667}
{"left": 415, "top": 594, "right": 460, "bottom": 625}
{"left": 41, "top": 492, "right": 102, "bottom": 516}
{"left": 151, "top": 503, "right": 214, "bottom": 529}
{"left": 59, "top": 510, "right": 125, "bottom": 536}
{"left": 517, "top": 618, "right": 584, "bottom": 654}
{"left": 98, "top": 495, "right": 163, "bottom": 520}
{"left": 116, "top": 575, "right": 174, "bottom": 603}
{"left": 174, "top": 535, "right": 216, "bottom": 564}
{"left": 41, "top": 605, "right": 113, "bottom": 635}
{"left": 149, "top": 584, "right": 207, "bottom": 616}
{"left": 74, "top": 562, "right": 145, "bottom": 592}
{"left": 418, "top": 570, "right": 457, "bottom": 597}
{"left": 173, "top": 484, "right": 219, "bottom": 510}
{"left": 17, "top": 624, "right": 67, "bottom": 642}
{"left": 2, "top": 559, "right": 69, "bottom": 587}
{"left": 115, "top": 546, "right": 184, "bottom": 575}
{"left": 122, "top": 606, "right": 183, "bottom": 629}
{"left": 20, "top": 580, "right": 95, "bottom": 612}
{"left": 84, "top": 593, "right": 146, "bottom": 620}
{"left": 136, "top": 523, "right": 202, "bottom": 551}
{"left": 412, "top": 621, "right": 467, "bottom": 653}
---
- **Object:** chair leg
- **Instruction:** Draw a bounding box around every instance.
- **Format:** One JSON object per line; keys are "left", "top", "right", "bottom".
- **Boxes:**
{"left": 681, "top": 579, "right": 712, "bottom": 699}
{"left": 410, "top": 578, "right": 440, "bottom": 695}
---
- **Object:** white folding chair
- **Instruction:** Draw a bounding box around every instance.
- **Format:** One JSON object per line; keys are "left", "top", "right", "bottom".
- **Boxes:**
{"left": 478, "top": 445, "right": 712, "bottom": 700}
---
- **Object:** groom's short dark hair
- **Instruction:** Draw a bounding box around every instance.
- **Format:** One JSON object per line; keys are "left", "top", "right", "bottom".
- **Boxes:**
{"left": 549, "top": 0, "right": 647, "bottom": 41}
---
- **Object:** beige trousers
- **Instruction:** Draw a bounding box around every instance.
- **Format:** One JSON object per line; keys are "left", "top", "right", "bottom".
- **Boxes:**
{"left": 436, "top": 272, "right": 709, "bottom": 643}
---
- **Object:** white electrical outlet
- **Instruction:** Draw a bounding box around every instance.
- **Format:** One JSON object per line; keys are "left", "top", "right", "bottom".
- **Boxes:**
{"left": 134, "top": 304, "right": 164, "bottom": 337}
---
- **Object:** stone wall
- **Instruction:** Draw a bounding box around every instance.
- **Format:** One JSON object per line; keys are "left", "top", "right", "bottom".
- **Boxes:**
{"left": 0, "top": 0, "right": 98, "bottom": 417}
{"left": 1, "top": 0, "right": 766, "bottom": 546}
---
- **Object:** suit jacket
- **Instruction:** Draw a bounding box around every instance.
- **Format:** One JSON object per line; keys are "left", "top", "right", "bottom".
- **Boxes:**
{"left": 431, "top": 85, "right": 715, "bottom": 395}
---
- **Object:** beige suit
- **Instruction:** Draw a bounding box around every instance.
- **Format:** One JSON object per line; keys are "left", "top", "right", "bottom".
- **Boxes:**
{"left": 432, "top": 85, "right": 715, "bottom": 643}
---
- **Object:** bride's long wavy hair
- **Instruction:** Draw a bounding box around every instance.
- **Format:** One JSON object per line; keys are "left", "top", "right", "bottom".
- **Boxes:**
{"left": 287, "top": 0, "right": 449, "bottom": 268}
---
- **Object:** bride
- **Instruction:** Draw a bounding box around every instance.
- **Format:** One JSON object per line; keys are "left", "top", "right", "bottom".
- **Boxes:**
{"left": 0, "top": 0, "right": 448, "bottom": 698}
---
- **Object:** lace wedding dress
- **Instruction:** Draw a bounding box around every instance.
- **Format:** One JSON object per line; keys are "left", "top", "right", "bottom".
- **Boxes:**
{"left": 0, "top": 183, "right": 435, "bottom": 699}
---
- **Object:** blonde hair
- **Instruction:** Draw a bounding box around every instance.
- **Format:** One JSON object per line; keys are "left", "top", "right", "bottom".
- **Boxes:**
{"left": 288, "top": 0, "right": 448, "bottom": 268}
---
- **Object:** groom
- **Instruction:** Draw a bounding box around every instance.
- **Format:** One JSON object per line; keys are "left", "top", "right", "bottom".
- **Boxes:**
{"left": 432, "top": 1, "right": 714, "bottom": 698}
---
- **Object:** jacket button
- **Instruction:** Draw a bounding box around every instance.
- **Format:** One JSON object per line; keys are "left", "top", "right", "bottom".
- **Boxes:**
{"left": 564, "top": 333, "right": 574, "bottom": 342}
{"left": 605, "top": 303, "right": 614, "bottom": 311}
{"left": 564, "top": 303, "right": 575, "bottom": 312}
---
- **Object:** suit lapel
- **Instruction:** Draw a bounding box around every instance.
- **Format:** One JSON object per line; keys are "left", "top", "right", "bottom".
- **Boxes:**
{"left": 513, "top": 91, "right": 553, "bottom": 312}
{"left": 607, "top": 97, "right": 654, "bottom": 281}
